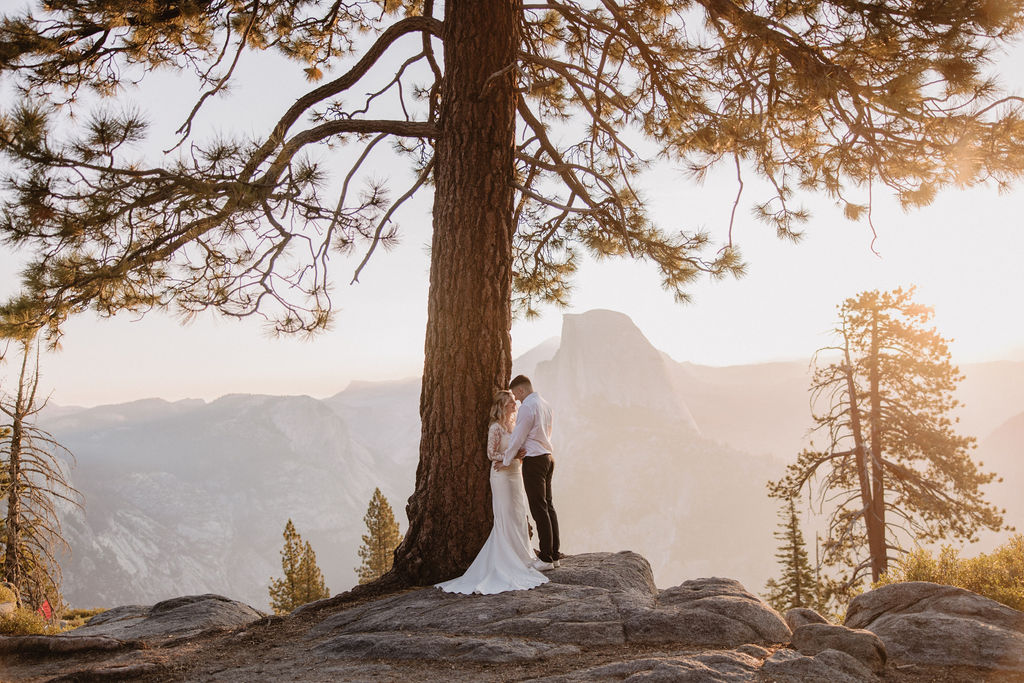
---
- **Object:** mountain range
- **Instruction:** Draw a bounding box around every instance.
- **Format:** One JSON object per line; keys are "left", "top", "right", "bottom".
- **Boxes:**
{"left": 40, "top": 309, "right": 1024, "bottom": 609}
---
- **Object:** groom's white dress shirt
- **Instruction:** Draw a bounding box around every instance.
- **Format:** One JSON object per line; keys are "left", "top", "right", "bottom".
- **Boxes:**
{"left": 502, "top": 392, "right": 554, "bottom": 467}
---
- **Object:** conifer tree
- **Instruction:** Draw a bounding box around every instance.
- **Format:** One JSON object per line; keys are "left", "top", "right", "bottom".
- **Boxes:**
{"left": 763, "top": 497, "right": 822, "bottom": 614}
{"left": 356, "top": 488, "right": 402, "bottom": 585}
{"left": 1, "top": 331, "right": 79, "bottom": 610}
{"left": 295, "top": 540, "right": 329, "bottom": 604}
{"left": 268, "top": 519, "right": 329, "bottom": 614}
{"left": 771, "top": 288, "right": 1008, "bottom": 586}
{"left": 4, "top": 1, "right": 1024, "bottom": 585}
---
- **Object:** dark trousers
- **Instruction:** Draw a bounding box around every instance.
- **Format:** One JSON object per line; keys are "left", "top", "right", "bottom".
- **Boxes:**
{"left": 522, "top": 453, "right": 559, "bottom": 563}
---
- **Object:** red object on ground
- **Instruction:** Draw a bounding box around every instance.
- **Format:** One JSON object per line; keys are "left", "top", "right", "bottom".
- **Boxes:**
{"left": 37, "top": 599, "right": 52, "bottom": 620}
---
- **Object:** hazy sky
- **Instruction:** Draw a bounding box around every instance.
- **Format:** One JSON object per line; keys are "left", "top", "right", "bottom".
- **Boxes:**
{"left": 2, "top": 8, "right": 1024, "bottom": 406}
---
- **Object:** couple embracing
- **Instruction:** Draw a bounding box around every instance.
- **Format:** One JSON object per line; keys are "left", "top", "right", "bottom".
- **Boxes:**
{"left": 437, "top": 374, "right": 561, "bottom": 595}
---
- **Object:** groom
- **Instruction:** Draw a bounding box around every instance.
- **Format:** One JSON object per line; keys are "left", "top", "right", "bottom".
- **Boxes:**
{"left": 502, "top": 375, "right": 560, "bottom": 570}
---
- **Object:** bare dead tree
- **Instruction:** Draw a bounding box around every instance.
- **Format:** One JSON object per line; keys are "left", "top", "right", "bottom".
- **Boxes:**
{"left": 1, "top": 332, "right": 81, "bottom": 609}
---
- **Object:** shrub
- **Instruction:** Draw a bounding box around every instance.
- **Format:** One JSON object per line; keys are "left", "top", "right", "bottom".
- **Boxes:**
{"left": 61, "top": 607, "right": 106, "bottom": 630}
{"left": 62, "top": 607, "right": 105, "bottom": 621}
{"left": 0, "top": 584, "right": 17, "bottom": 605}
{"left": 877, "top": 535, "right": 1024, "bottom": 611}
{"left": 0, "top": 607, "right": 46, "bottom": 635}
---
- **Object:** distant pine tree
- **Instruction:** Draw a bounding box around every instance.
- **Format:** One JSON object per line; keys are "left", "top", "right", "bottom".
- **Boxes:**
{"left": 356, "top": 489, "right": 402, "bottom": 585}
{"left": 268, "top": 519, "right": 329, "bottom": 614}
{"left": 295, "top": 540, "right": 329, "bottom": 604}
{"left": 764, "top": 497, "right": 822, "bottom": 614}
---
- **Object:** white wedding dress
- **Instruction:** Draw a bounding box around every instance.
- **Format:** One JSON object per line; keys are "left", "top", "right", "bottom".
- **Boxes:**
{"left": 436, "top": 422, "right": 549, "bottom": 594}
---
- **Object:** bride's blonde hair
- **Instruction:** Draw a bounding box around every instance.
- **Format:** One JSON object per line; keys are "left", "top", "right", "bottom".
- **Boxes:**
{"left": 489, "top": 389, "right": 515, "bottom": 429}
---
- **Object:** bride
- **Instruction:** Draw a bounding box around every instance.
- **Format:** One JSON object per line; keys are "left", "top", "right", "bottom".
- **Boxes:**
{"left": 436, "top": 389, "right": 550, "bottom": 594}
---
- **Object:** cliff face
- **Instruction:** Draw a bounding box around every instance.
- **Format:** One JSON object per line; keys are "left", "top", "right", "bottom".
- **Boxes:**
{"left": 534, "top": 310, "right": 777, "bottom": 587}
{"left": 537, "top": 309, "right": 700, "bottom": 431}
{"left": 52, "top": 393, "right": 405, "bottom": 609}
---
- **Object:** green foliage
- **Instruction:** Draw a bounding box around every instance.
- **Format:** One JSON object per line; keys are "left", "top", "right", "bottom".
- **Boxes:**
{"left": 356, "top": 488, "right": 402, "bottom": 585}
{"left": 61, "top": 607, "right": 103, "bottom": 631}
{"left": 0, "top": 606, "right": 45, "bottom": 635}
{"left": 771, "top": 288, "right": 1007, "bottom": 586}
{"left": 60, "top": 607, "right": 106, "bottom": 631}
{"left": 763, "top": 497, "right": 828, "bottom": 614}
{"left": 267, "top": 519, "right": 329, "bottom": 615}
{"left": 0, "top": 583, "right": 16, "bottom": 604}
{"left": 877, "top": 536, "right": 1024, "bottom": 611}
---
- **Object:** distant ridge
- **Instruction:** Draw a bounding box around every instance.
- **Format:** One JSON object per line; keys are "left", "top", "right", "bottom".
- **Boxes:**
{"left": 40, "top": 309, "right": 1024, "bottom": 608}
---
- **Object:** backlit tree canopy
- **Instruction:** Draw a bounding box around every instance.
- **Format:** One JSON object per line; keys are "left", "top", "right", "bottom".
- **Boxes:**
{"left": 771, "top": 288, "right": 1007, "bottom": 586}
{"left": 2, "top": 1, "right": 1023, "bottom": 331}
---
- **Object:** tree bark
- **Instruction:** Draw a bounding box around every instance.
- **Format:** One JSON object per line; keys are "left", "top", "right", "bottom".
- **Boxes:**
{"left": 2, "top": 342, "right": 29, "bottom": 592}
{"left": 841, "top": 336, "right": 885, "bottom": 583}
{"left": 867, "top": 311, "right": 888, "bottom": 582}
{"left": 4, "top": 422, "right": 23, "bottom": 590}
{"left": 391, "top": 0, "right": 518, "bottom": 585}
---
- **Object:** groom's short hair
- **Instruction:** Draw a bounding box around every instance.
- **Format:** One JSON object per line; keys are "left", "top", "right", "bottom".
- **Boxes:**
{"left": 509, "top": 375, "right": 532, "bottom": 392}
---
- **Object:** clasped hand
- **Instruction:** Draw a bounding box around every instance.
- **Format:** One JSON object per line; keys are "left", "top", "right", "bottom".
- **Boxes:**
{"left": 493, "top": 449, "right": 527, "bottom": 471}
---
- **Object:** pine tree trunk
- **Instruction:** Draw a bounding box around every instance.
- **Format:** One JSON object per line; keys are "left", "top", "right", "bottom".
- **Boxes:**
{"left": 867, "top": 312, "right": 887, "bottom": 581}
{"left": 3, "top": 420, "right": 23, "bottom": 590}
{"left": 841, "top": 338, "right": 886, "bottom": 583}
{"left": 391, "top": 0, "right": 517, "bottom": 585}
{"left": 788, "top": 500, "right": 804, "bottom": 607}
{"left": 2, "top": 343, "right": 30, "bottom": 592}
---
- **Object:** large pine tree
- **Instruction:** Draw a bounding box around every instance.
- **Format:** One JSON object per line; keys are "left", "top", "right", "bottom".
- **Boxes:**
{"left": 771, "top": 288, "right": 1007, "bottom": 585}
{"left": 356, "top": 488, "right": 402, "bottom": 585}
{"left": 3, "top": 1, "right": 1024, "bottom": 585}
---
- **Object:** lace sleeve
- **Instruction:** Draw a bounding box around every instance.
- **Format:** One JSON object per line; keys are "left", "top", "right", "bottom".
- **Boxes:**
{"left": 486, "top": 422, "right": 503, "bottom": 462}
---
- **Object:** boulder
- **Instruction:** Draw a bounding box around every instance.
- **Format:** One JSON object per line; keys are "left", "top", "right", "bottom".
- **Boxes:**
{"left": 762, "top": 647, "right": 878, "bottom": 682}
{"left": 785, "top": 607, "right": 829, "bottom": 630}
{"left": 310, "top": 552, "right": 790, "bottom": 662}
{"left": 622, "top": 577, "right": 791, "bottom": 646}
{"left": 790, "top": 623, "right": 886, "bottom": 673}
{"left": 0, "top": 634, "right": 135, "bottom": 655}
{"left": 60, "top": 594, "right": 264, "bottom": 644}
{"left": 735, "top": 643, "right": 771, "bottom": 658}
{"left": 845, "top": 582, "right": 1024, "bottom": 672}
{"left": 535, "top": 651, "right": 763, "bottom": 681}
